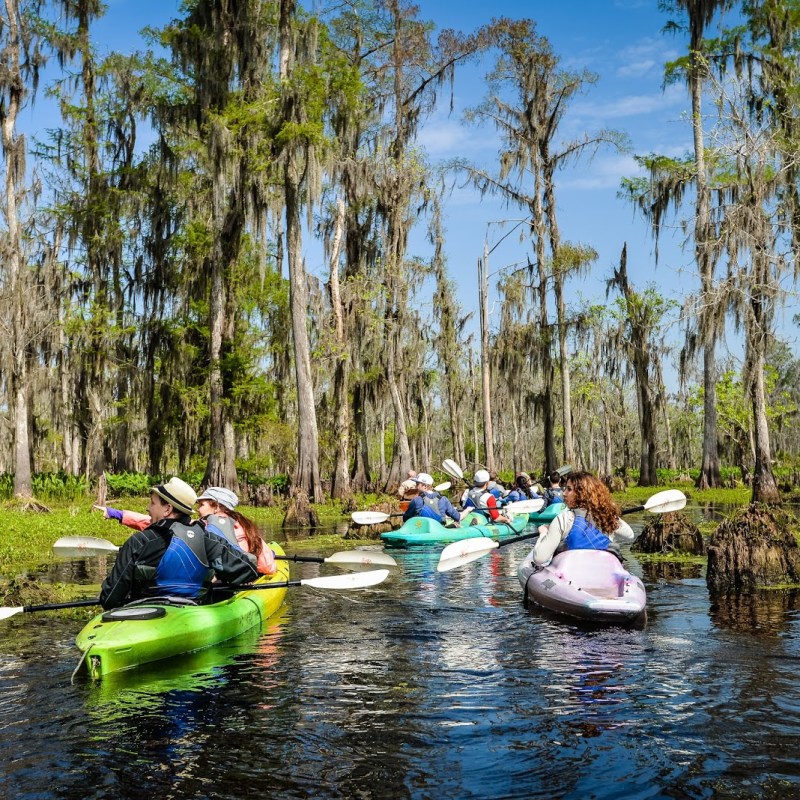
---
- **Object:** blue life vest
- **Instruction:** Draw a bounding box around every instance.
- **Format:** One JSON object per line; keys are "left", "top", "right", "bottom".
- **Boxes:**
{"left": 545, "top": 487, "right": 565, "bottom": 506}
{"left": 563, "top": 511, "right": 611, "bottom": 552}
{"left": 154, "top": 522, "right": 214, "bottom": 599}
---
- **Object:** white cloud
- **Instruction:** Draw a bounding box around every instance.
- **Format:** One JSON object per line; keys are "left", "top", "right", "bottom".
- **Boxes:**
{"left": 572, "top": 82, "right": 685, "bottom": 121}
{"left": 559, "top": 153, "right": 644, "bottom": 190}
{"left": 615, "top": 37, "right": 681, "bottom": 78}
{"left": 617, "top": 59, "right": 657, "bottom": 78}
{"left": 418, "top": 118, "right": 470, "bottom": 156}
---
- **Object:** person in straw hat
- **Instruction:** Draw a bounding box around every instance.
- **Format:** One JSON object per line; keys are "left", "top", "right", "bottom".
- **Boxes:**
{"left": 99, "top": 477, "right": 259, "bottom": 610}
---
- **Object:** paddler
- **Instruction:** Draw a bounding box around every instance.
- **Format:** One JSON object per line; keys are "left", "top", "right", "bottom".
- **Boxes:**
{"left": 532, "top": 471, "right": 634, "bottom": 567}
{"left": 461, "top": 469, "right": 511, "bottom": 524}
{"left": 402, "top": 473, "right": 462, "bottom": 527}
{"left": 98, "top": 477, "right": 259, "bottom": 610}
{"left": 196, "top": 487, "right": 277, "bottom": 575}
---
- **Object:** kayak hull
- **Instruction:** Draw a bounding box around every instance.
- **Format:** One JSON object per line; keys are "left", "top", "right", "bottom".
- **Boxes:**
{"left": 75, "top": 543, "right": 289, "bottom": 678}
{"left": 381, "top": 514, "right": 527, "bottom": 547}
{"left": 517, "top": 548, "right": 646, "bottom": 625}
{"left": 527, "top": 502, "right": 565, "bottom": 524}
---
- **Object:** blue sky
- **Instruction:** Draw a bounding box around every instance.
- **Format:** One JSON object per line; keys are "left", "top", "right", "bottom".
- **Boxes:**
{"left": 25, "top": 0, "right": 785, "bottom": 378}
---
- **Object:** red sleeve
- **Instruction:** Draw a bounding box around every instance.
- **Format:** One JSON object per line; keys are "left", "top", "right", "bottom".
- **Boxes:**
{"left": 486, "top": 494, "right": 500, "bottom": 521}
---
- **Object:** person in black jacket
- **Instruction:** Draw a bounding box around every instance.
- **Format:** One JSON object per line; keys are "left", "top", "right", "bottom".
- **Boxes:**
{"left": 99, "top": 477, "right": 259, "bottom": 610}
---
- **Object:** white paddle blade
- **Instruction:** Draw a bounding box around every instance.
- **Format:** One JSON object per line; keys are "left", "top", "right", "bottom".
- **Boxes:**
{"left": 504, "top": 498, "right": 545, "bottom": 514}
{"left": 434, "top": 481, "right": 451, "bottom": 492}
{"left": 53, "top": 536, "right": 120, "bottom": 557}
{"left": 0, "top": 606, "right": 23, "bottom": 620}
{"left": 437, "top": 537, "right": 500, "bottom": 572}
{"left": 644, "top": 489, "right": 687, "bottom": 513}
{"left": 441, "top": 459, "right": 464, "bottom": 481}
{"left": 325, "top": 550, "right": 397, "bottom": 567}
{"left": 302, "top": 569, "right": 389, "bottom": 589}
{"left": 351, "top": 511, "right": 392, "bottom": 525}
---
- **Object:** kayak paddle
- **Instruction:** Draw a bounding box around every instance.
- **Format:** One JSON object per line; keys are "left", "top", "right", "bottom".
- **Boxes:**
{"left": 53, "top": 536, "right": 397, "bottom": 567}
{"left": 502, "top": 498, "right": 545, "bottom": 514}
{"left": 436, "top": 489, "right": 687, "bottom": 572}
{"left": 351, "top": 511, "right": 405, "bottom": 525}
{"left": 0, "top": 569, "right": 391, "bottom": 620}
{"left": 441, "top": 459, "right": 465, "bottom": 481}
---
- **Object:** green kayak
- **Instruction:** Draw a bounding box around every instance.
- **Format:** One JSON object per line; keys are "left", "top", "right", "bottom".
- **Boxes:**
{"left": 75, "top": 542, "right": 289, "bottom": 678}
{"left": 381, "top": 513, "right": 527, "bottom": 547}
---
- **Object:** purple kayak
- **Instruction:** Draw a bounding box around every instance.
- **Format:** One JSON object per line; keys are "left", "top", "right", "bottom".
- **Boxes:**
{"left": 517, "top": 548, "right": 647, "bottom": 625}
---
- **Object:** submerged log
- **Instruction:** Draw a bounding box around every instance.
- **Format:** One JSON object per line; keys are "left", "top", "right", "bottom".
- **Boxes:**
{"left": 632, "top": 511, "right": 705, "bottom": 555}
{"left": 706, "top": 504, "right": 800, "bottom": 593}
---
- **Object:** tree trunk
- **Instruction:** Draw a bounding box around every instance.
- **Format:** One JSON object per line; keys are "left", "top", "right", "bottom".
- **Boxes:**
{"left": 351, "top": 382, "right": 370, "bottom": 491}
{"left": 749, "top": 290, "right": 780, "bottom": 504}
{"left": 384, "top": 339, "right": 411, "bottom": 489}
{"left": 285, "top": 155, "right": 323, "bottom": 502}
{"left": 328, "top": 198, "right": 351, "bottom": 500}
{"left": 202, "top": 247, "right": 238, "bottom": 490}
{"left": 479, "top": 244, "right": 495, "bottom": 471}
{"left": 2, "top": 0, "right": 32, "bottom": 498}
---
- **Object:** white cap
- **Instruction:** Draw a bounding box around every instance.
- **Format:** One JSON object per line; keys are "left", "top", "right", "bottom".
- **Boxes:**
{"left": 196, "top": 486, "right": 239, "bottom": 511}
{"left": 414, "top": 473, "right": 434, "bottom": 486}
{"left": 474, "top": 469, "right": 490, "bottom": 485}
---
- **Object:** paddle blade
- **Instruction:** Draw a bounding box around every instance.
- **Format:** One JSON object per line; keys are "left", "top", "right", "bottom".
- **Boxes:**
{"left": 302, "top": 569, "right": 390, "bottom": 589}
{"left": 433, "top": 481, "right": 451, "bottom": 492}
{"left": 441, "top": 459, "right": 464, "bottom": 481}
{"left": 53, "top": 536, "right": 119, "bottom": 557}
{"left": 437, "top": 537, "right": 500, "bottom": 572}
{"left": 0, "top": 606, "right": 23, "bottom": 620}
{"left": 351, "top": 511, "right": 391, "bottom": 525}
{"left": 325, "top": 550, "right": 397, "bottom": 567}
{"left": 644, "top": 489, "right": 687, "bottom": 513}
{"left": 504, "top": 498, "right": 545, "bottom": 514}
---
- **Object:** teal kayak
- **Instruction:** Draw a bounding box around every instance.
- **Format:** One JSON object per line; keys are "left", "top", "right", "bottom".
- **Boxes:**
{"left": 527, "top": 502, "right": 566, "bottom": 524}
{"left": 381, "top": 513, "right": 527, "bottom": 547}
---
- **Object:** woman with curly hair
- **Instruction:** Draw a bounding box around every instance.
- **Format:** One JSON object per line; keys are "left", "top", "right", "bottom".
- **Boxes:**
{"left": 532, "top": 470, "right": 633, "bottom": 566}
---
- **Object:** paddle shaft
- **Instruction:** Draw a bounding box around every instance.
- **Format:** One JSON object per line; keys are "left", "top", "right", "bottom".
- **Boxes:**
{"left": 275, "top": 554, "right": 329, "bottom": 564}
{"left": 18, "top": 598, "right": 100, "bottom": 613}
{"left": 9, "top": 580, "right": 313, "bottom": 615}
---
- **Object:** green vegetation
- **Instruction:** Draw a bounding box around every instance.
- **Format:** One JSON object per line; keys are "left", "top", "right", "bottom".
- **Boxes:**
{"left": 0, "top": 495, "right": 390, "bottom": 579}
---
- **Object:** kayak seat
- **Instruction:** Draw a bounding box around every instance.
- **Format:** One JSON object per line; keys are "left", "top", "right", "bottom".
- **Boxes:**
{"left": 130, "top": 596, "right": 198, "bottom": 607}
{"left": 577, "top": 581, "right": 624, "bottom": 600}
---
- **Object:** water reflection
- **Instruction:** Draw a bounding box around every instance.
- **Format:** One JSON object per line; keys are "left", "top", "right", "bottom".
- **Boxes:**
{"left": 642, "top": 560, "right": 704, "bottom": 582}
{"left": 710, "top": 589, "right": 800, "bottom": 634}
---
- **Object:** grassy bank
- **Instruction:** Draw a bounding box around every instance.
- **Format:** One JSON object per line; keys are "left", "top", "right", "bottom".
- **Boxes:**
{"left": 0, "top": 495, "right": 389, "bottom": 579}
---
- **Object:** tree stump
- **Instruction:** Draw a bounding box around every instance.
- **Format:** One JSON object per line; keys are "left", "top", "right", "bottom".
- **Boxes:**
{"left": 706, "top": 503, "right": 800, "bottom": 593}
{"left": 632, "top": 511, "right": 705, "bottom": 555}
{"left": 283, "top": 488, "right": 319, "bottom": 529}
{"left": 709, "top": 588, "right": 800, "bottom": 634}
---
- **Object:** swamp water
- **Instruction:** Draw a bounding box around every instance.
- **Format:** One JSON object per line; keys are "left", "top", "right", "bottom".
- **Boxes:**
{"left": 2, "top": 510, "right": 800, "bottom": 799}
